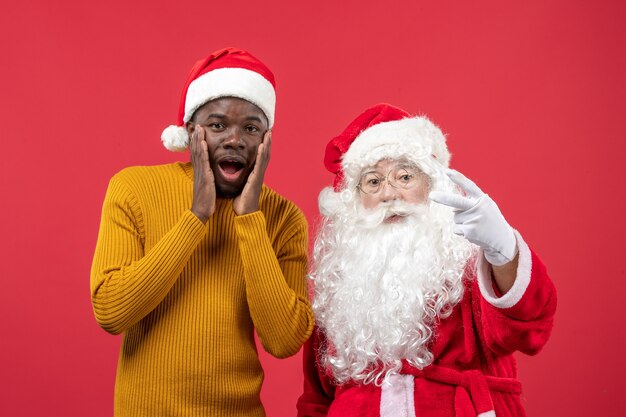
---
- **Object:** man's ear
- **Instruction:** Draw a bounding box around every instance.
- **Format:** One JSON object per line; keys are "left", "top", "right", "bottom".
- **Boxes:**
{"left": 185, "top": 122, "right": 195, "bottom": 136}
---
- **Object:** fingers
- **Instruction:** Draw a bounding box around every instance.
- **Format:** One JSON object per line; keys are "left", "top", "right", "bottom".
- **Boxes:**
{"left": 258, "top": 130, "right": 272, "bottom": 167}
{"left": 190, "top": 128, "right": 202, "bottom": 174}
{"left": 251, "top": 130, "right": 272, "bottom": 179}
{"left": 190, "top": 125, "right": 201, "bottom": 161}
{"left": 190, "top": 125, "right": 216, "bottom": 221}
{"left": 232, "top": 130, "right": 271, "bottom": 215}
{"left": 190, "top": 125, "right": 211, "bottom": 171}
{"left": 445, "top": 169, "right": 484, "bottom": 198}
{"left": 262, "top": 129, "right": 272, "bottom": 159}
{"left": 429, "top": 190, "right": 474, "bottom": 211}
{"left": 198, "top": 127, "right": 210, "bottom": 167}
{"left": 189, "top": 126, "right": 197, "bottom": 155}
{"left": 452, "top": 223, "right": 465, "bottom": 237}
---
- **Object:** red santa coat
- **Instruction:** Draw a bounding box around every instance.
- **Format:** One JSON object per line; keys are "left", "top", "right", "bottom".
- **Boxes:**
{"left": 297, "top": 233, "right": 557, "bottom": 417}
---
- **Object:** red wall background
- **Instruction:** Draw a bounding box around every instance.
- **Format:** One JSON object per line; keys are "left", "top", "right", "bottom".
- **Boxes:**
{"left": 1, "top": 1, "right": 624, "bottom": 416}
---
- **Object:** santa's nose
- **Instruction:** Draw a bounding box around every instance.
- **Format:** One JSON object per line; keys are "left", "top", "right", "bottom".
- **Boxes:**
{"left": 379, "top": 181, "right": 401, "bottom": 202}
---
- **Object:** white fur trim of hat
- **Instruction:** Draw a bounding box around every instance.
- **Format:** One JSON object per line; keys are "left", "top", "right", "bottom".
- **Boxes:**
{"left": 340, "top": 116, "right": 451, "bottom": 185}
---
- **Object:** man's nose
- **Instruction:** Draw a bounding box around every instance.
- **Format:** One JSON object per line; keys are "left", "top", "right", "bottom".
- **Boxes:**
{"left": 222, "top": 128, "right": 244, "bottom": 149}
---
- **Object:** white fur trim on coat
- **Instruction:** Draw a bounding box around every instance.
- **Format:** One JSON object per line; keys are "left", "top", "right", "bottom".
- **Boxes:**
{"left": 185, "top": 67, "right": 275, "bottom": 127}
{"left": 477, "top": 230, "right": 532, "bottom": 308}
{"left": 380, "top": 374, "right": 416, "bottom": 417}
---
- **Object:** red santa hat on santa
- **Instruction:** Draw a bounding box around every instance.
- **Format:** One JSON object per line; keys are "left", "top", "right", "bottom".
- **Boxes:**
{"left": 161, "top": 47, "right": 276, "bottom": 152}
{"left": 322, "top": 103, "right": 451, "bottom": 203}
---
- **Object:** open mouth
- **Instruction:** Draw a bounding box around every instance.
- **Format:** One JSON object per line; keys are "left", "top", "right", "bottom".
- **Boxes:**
{"left": 217, "top": 159, "right": 246, "bottom": 181}
{"left": 384, "top": 213, "right": 407, "bottom": 223}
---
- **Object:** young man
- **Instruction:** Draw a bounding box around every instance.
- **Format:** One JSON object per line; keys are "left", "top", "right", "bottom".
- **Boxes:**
{"left": 91, "top": 47, "right": 314, "bottom": 417}
{"left": 297, "top": 103, "right": 556, "bottom": 417}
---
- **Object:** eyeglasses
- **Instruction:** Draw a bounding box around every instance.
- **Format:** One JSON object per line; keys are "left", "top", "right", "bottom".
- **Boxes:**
{"left": 357, "top": 165, "right": 425, "bottom": 195}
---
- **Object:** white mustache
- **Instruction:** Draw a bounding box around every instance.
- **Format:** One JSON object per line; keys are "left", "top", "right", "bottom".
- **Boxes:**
{"left": 356, "top": 201, "right": 425, "bottom": 228}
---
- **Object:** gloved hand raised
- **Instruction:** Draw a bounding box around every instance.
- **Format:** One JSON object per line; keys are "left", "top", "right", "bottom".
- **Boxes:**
{"left": 429, "top": 169, "right": 517, "bottom": 266}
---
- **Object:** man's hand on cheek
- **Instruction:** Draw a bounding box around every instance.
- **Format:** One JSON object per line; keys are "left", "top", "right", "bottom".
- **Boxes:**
{"left": 190, "top": 125, "right": 216, "bottom": 223}
{"left": 233, "top": 130, "right": 272, "bottom": 215}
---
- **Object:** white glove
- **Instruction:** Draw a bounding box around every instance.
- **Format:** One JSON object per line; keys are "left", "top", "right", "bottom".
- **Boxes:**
{"left": 429, "top": 169, "right": 518, "bottom": 266}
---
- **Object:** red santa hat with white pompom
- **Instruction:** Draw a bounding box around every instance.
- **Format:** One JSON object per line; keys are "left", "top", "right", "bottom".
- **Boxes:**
{"left": 161, "top": 47, "right": 276, "bottom": 152}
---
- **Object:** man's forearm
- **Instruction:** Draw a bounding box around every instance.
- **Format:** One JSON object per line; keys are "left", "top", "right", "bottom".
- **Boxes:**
{"left": 91, "top": 210, "right": 206, "bottom": 334}
{"left": 235, "top": 211, "right": 314, "bottom": 358}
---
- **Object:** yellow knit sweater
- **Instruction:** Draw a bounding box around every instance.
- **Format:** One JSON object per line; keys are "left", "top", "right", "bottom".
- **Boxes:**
{"left": 91, "top": 162, "right": 314, "bottom": 417}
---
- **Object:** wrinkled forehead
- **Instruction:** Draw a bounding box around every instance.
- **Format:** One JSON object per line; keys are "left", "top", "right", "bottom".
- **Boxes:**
{"left": 360, "top": 158, "right": 421, "bottom": 174}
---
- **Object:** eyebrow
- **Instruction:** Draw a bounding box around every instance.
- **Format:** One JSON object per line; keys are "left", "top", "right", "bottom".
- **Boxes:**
{"left": 362, "top": 169, "right": 381, "bottom": 175}
{"left": 396, "top": 164, "right": 417, "bottom": 170}
{"left": 204, "top": 114, "right": 264, "bottom": 124}
{"left": 244, "top": 115, "right": 264, "bottom": 123}
{"left": 363, "top": 163, "right": 417, "bottom": 174}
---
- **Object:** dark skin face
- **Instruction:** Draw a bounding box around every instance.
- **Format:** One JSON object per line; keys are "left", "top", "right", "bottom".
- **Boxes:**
{"left": 186, "top": 97, "right": 269, "bottom": 198}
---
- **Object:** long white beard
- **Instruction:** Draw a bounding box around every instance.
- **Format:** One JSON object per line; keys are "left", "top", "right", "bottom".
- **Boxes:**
{"left": 311, "top": 199, "right": 475, "bottom": 386}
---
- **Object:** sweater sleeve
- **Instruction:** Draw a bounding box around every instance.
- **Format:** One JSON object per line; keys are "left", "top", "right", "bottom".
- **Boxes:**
{"left": 90, "top": 175, "right": 207, "bottom": 335}
{"left": 234, "top": 209, "right": 314, "bottom": 358}
{"left": 475, "top": 231, "right": 557, "bottom": 356}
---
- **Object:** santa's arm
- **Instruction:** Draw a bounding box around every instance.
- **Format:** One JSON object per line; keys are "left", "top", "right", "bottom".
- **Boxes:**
{"left": 297, "top": 327, "right": 336, "bottom": 417}
{"left": 490, "top": 252, "right": 519, "bottom": 294}
{"left": 475, "top": 231, "right": 557, "bottom": 355}
{"left": 430, "top": 169, "right": 556, "bottom": 354}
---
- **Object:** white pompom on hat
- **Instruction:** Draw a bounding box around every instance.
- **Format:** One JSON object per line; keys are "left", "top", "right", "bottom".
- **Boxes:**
{"left": 323, "top": 103, "right": 451, "bottom": 191}
{"left": 161, "top": 47, "right": 276, "bottom": 152}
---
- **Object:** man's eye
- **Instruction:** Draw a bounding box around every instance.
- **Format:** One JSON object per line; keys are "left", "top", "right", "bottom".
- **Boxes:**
{"left": 367, "top": 178, "right": 380, "bottom": 186}
{"left": 209, "top": 123, "right": 224, "bottom": 129}
{"left": 246, "top": 125, "right": 259, "bottom": 133}
{"left": 398, "top": 174, "right": 414, "bottom": 183}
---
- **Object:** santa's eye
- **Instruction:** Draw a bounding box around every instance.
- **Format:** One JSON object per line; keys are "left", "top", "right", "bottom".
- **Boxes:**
{"left": 359, "top": 174, "right": 383, "bottom": 192}
{"left": 397, "top": 173, "right": 413, "bottom": 183}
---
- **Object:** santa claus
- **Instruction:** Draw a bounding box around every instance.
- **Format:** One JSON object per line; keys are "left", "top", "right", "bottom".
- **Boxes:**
{"left": 297, "top": 103, "right": 556, "bottom": 417}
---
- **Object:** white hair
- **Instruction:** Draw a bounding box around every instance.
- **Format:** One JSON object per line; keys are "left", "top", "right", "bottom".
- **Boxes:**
{"left": 311, "top": 160, "right": 476, "bottom": 386}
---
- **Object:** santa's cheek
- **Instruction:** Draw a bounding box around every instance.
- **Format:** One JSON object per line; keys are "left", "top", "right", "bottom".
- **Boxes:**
{"left": 360, "top": 195, "right": 380, "bottom": 209}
